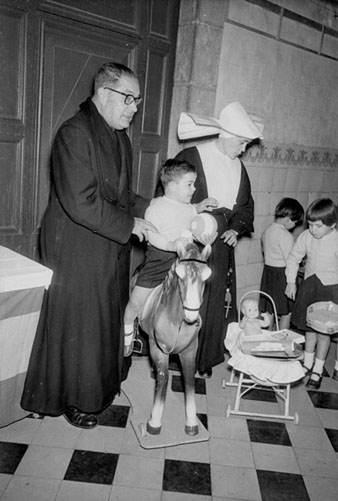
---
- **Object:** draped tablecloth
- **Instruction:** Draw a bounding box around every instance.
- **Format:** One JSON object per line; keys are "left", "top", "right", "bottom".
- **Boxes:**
{"left": 0, "top": 246, "right": 52, "bottom": 427}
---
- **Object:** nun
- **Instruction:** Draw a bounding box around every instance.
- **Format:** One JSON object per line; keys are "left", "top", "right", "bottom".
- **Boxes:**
{"left": 175, "top": 101, "right": 263, "bottom": 377}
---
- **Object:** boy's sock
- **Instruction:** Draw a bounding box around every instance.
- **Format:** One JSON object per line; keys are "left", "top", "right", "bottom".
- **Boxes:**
{"left": 311, "top": 358, "right": 325, "bottom": 381}
{"left": 335, "top": 360, "right": 338, "bottom": 372}
{"left": 124, "top": 323, "right": 134, "bottom": 347}
{"left": 303, "top": 351, "right": 315, "bottom": 370}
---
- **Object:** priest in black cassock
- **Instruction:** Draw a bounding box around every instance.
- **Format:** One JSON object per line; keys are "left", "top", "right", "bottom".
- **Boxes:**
{"left": 21, "top": 62, "right": 155, "bottom": 428}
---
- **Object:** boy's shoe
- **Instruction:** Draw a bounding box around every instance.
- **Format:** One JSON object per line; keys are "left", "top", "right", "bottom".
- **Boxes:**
{"left": 124, "top": 322, "right": 137, "bottom": 357}
{"left": 332, "top": 369, "right": 338, "bottom": 381}
{"left": 124, "top": 321, "right": 142, "bottom": 357}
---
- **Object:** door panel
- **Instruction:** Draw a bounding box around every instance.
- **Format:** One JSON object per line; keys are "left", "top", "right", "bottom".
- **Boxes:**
{"left": 135, "top": 47, "right": 169, "bottom": 198}
{"left": 0, "top": 4, "right": 32, "bottom": 255}
{"left": 38, "top": 18, "right": 139, "bottom": 226}
{"left": 40, "top": 0, "right": 141, "bottom": 34}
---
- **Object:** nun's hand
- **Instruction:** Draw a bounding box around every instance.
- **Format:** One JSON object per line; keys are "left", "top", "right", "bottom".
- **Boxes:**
{"left": 221, "top": 229, "right": 238, "bottom": 247}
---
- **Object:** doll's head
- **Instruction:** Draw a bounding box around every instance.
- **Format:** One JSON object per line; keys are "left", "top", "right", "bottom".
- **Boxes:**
{"left": 241, "top": 298, "right": 259, "bottom": 319}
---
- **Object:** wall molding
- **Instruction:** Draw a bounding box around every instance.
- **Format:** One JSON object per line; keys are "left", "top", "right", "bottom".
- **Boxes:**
{"left": 244, "top": 142, "right": 338, "bottom": 169}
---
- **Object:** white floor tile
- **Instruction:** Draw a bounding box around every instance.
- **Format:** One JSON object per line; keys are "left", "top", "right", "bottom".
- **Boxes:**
{"left": 55, "top": 480, "right": 111, "bottom": 501}
{"left": 1, "top": 475, "right": 61, "bottom": 501}
{"left": 14, "top": 445, "right": 73, "bottom": 479}
{"left": 251, "top": 442, "right": 300, "bottom": 474}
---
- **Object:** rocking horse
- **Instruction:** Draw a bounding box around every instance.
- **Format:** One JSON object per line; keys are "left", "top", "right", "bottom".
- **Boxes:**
{"left": 138, "top": 241, "right": 211, "bottom": 436}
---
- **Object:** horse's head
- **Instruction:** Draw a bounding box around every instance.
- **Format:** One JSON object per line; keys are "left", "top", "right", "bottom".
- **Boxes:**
{"left": 174, "top": 242, "right": 212, "bottom": 324}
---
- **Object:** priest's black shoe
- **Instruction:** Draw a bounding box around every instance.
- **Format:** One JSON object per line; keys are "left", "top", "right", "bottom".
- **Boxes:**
{"left": 63, "top": 406, "right": 97, "bottom": 429}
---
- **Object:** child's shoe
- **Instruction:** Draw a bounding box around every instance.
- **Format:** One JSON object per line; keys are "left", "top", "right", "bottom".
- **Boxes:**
{"left": 300, "top": 361, "right": 312, "bottom": 376}
{"left": 306, "top": 371, "right": 322, "bottom": 389}
{"left": 332, "top": 369, "right": 338, "bottom": 381}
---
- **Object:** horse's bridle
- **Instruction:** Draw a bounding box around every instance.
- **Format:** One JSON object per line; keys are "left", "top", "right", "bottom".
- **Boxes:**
{"left": 177, "top": 257, "right": 208, "bottom": 317}
{"left": 179, "top": 258, "right": 207, "bottom": 265}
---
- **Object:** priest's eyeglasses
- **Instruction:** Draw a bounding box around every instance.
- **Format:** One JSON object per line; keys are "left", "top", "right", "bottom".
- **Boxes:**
{"left": 104, "top": 87, "right": 142, "bottom": 106}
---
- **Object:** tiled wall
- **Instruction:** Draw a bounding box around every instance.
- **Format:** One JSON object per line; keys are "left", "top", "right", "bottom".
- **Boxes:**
{"left": 237, "top": 141, "right": 338, "bottom": 299}
{"left": 168, "top": 0, "right": 338, "bottom": 304}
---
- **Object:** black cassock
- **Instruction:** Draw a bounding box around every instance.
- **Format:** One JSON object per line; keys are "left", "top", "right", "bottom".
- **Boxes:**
{"left": 21, "top": 99, "right": 148, "bottom": 415}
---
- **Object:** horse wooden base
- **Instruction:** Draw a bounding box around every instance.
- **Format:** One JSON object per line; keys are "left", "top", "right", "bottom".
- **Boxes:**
{"left": 146, "top": 421, "right": 198, "bottom": 436}
{"left": 122, "top": 357, "right": 210, "bottom": 450}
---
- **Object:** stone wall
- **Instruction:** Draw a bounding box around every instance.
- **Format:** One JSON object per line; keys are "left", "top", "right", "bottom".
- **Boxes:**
{"left": 168, "top": 0, "right": 338, "bottom": 304}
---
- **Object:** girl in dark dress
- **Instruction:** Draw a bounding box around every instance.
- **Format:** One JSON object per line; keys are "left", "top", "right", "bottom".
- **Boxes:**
{"left": 260, "top": 197, "right": 304, "bottom": 329}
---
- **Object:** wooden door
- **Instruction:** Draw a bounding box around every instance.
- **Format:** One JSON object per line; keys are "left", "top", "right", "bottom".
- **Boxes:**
{"left": 0, "top": 0, "right": 179, "bottom": 258}
{"left": 37, "top": 17, "right": 141, "bottom": 230}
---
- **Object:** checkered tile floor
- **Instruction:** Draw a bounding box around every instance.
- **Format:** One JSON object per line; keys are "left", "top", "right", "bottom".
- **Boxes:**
{"left": 1, "top": 345, "right": 338, "bottom": 500}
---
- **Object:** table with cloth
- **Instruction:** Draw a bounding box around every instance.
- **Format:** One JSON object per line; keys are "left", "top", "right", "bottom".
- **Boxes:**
{"left": 0, "top": 246, "right": 52, "bottom": 427}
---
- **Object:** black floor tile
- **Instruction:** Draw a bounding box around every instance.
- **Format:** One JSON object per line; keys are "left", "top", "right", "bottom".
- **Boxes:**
{"left": 64, "top": 450, "right": 119, "bottom": 484}
{"left": 194, "top": 377, "right": 207, "bottom": 395}
{"left": 242, "top": 387, "right": 278, "bottom": 402}
{"left": 257, "top": 470, "right": 310, "bottom": 501}
{"left": 0, "top": 441, "right": 28, "bottom": 474}
{"left": 97, "top": 404, "right": 130, "bottom": 427}
{"left": 171, "top": 374, "right": 206, "bottom": 395}
{"left": 247, "top": 419, "right": 291, "bottom": 446}
{"left": 197, "top": 412, "right": 208, "bottom": 430}
{"left": 322, "top": 367, "right": 330, "bottom": 377}
{"left": 325, "top": 428, "right": 338, "bottom": 452}
{"left": 163, "top": 459, "right": 211, "bottom": 495}
{"left": 307, "top": 390, "right": 338, "bottom": 410}
{"left": 168, "top": 354, "right": 181, "bottom": 371}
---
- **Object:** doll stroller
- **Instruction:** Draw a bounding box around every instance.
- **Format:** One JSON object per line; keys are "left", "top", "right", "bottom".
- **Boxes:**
{"left": 222, "top": 291, "right": 306, "bottom": 424}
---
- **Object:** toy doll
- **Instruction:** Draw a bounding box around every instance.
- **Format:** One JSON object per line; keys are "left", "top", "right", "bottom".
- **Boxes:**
{"left": 239, "top": 298, "right": 270, "bottom": 337}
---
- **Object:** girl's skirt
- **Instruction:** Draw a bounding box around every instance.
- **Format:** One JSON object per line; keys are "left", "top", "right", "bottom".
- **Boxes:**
{"left": 260, "top": 265, "right": 293, "bottom": 316}
{"left": 291, "top": 274, "right": 338, "bottom": 331}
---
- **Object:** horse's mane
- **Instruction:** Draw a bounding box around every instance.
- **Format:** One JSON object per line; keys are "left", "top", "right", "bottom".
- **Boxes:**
{"left": 162, "top": 260, "right": 177, "bottom": 296}
{"left": 162, "top": 242, "right": 202, "bottom": 298}
{"left": 183, "top": 242, "right": 201, "bottom": 260}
